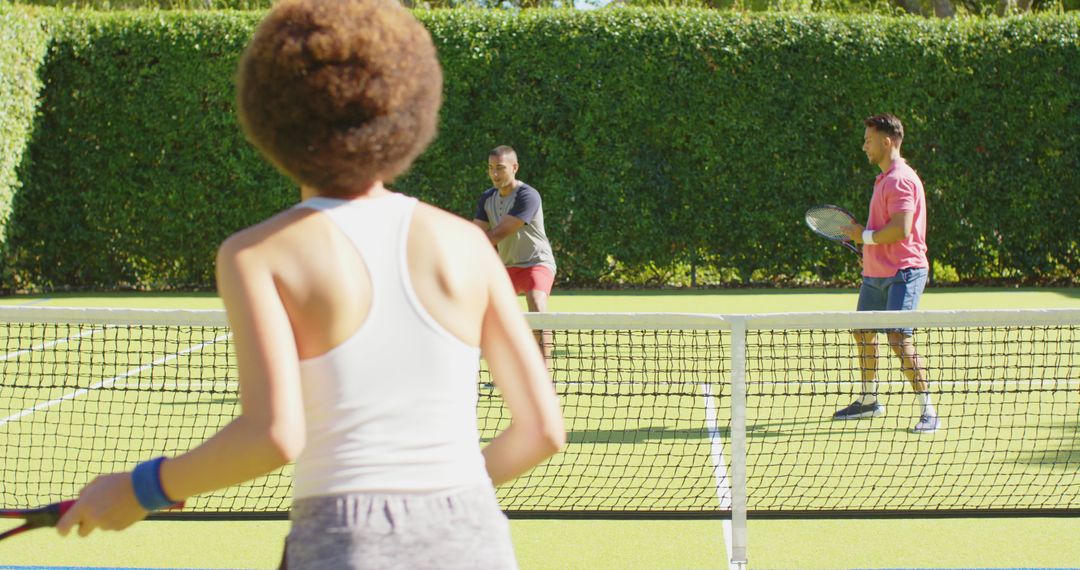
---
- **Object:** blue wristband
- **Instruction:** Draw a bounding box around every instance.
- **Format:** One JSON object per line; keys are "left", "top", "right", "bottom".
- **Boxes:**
{"left": 131, "top": 457, "right": 175, "bottom": 512}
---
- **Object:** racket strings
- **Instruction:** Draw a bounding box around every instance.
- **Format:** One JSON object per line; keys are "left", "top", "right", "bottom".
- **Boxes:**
{"left": 806, "top": 207, "right": 855, "bottom": 241}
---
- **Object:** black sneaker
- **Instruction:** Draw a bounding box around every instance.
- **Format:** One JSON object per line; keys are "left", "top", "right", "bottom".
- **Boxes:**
{"left": 832, "top": 400, "right": 885, "bottom": 420}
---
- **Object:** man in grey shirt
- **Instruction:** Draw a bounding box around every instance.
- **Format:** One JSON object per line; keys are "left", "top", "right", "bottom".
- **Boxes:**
{"left": 473, "top": 145, "right": 556, "bottom": 359}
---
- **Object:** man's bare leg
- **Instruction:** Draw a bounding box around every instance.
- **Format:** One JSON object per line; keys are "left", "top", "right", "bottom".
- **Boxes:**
{"left": 854, "top": 330, "right": 880, "bottom": 404}
{"left": 524, "top": 289, "right": 552, "bottom": 371}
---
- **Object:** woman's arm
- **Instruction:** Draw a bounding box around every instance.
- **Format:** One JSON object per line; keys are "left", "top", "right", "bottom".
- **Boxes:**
{"left": 57, "top": 234, "right": 305, "bottom": 536}
{"left": 477, "top": 245, "right": 565, "bottom": 486}
{"left": 159, "top": 234, "right": 306, "bottom": 497}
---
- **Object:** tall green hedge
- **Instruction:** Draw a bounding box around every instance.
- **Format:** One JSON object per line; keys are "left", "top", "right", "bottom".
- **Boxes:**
{"left": 3, "top": 8, "right": 1078, "bottom": 290}
{"left": 5, "top": 10, "right": 282, "bottom": 290}
{"left": 0, "top": 6, "right": 48, "bottom": 287}
{"left": 419, "top": 10, "right": 1080, "bottom": 286}
{"left": 16, "top": 0, "right": 275, "bottom": 8}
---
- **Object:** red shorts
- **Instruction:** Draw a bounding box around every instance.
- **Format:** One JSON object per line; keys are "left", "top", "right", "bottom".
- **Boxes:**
{"left": 506, "top": 265, "right": 554, "bottom": 295}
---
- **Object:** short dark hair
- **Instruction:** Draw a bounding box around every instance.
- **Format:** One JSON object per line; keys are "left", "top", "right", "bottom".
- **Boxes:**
{"left": 863, "top": 113, "right": 904, "bottom": 142}
{"left": 236, "top": 0, "right": 443, "bottom": 195}
{"left": 489, "top": 145, "right": 518, "bottom": 162}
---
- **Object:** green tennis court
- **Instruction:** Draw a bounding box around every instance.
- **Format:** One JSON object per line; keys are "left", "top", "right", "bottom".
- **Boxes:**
{"left": 1, "top": 288, "right": 1078, "bottom": 569}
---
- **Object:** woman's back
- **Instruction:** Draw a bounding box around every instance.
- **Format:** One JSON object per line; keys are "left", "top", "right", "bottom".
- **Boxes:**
{"left": 256, "top": 191, "right": 491, "bottom": 495}
{"left": 241, "top": 189, "right": 490, "bottom": 359}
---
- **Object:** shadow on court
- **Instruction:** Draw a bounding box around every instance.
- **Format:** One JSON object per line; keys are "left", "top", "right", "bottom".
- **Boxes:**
{"left": 566, "top": 426, "right": 714, "bottom": 444}
{"left": 1018, "top": 445, "right": 1080, "bottom": 469}
{"left": 743, "top": 417, "right": 871, "bottom": 439}
{"left": 157, "top": 397, "right": 237, "bottom": 406}
{"left": 1016, "top": 420, "right": 1080, "bottom": 469}
{"left": 481, "top": 426, "right": 714, "bottom": 445}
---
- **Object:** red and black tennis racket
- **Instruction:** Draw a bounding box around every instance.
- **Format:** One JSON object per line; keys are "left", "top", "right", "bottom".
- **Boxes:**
{"left": 0, "top": 500, "right": 184, "bottom": 540}
{"left": 0, "top": 500, "right": 75, "bottom": 541}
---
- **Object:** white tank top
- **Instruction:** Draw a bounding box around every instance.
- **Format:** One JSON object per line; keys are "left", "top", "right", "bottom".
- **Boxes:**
{"left": 290, "top": 193, "right": 489, "bottom": 498}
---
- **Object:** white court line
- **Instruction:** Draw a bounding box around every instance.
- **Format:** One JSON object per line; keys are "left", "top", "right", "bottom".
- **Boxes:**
{"left": 701, "top": 383, "right": 736, "bottom": 570}
{"left": 0, "top": 332, "right": 232, "bottom": 427}
{"left": 1, "top": 328, "right": 104, "bottom": 362}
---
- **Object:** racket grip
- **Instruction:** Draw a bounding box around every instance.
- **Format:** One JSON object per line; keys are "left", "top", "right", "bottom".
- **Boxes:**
{"left": 56, "top": 500, "right": 77, "bottom": 517}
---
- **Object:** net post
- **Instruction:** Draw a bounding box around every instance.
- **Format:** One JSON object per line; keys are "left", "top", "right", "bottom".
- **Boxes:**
{"left": 729, "top": 317, "right": 749, "bottom": 568}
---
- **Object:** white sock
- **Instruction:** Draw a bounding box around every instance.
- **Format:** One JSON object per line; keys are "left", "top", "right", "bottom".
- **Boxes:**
{"left": 857, "top": 379, "right": 878, "bottom": 405}
{"left": 917, "top": 392, "right": 935, "bottom": 417}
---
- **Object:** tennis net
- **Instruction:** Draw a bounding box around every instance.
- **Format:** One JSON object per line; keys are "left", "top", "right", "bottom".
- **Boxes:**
{"left": 0, "top": 306, "right": 1078, "bottom": 522}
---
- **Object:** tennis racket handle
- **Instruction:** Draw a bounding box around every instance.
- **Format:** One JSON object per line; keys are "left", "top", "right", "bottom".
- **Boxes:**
{"left": 56, "top": 500, "right": 76, "bottom": 516}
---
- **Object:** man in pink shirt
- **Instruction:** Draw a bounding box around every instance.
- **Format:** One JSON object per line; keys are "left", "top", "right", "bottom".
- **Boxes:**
{"left": 836, "top": 113, "right": 938, "bottom": 434}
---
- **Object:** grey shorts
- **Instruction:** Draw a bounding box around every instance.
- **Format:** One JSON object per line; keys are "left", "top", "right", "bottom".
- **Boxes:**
{"left": 283, "top": 485, "right": 518, "bottom": 570}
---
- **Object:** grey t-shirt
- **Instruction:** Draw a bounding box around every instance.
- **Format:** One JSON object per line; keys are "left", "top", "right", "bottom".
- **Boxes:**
{"left": 474, "top": 183, "right": 556, "bottom": 273}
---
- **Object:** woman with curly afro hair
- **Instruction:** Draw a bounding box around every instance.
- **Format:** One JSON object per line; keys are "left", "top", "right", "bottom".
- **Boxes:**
{"left": 57, "top": 1, "right": 565, "bottom": 568}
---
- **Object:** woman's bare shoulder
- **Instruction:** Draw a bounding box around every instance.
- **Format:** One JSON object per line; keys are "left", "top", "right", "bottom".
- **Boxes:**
{"left": 411, "top": 201, "right": 489, "bottom": 248}
{"left": 217, "top": 207, "right": 320, "bottom": 258}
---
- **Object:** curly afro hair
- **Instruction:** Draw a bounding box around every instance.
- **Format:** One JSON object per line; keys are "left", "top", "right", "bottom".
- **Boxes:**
{"left": 237, "top": 0, "right": 443, "bottom": 195}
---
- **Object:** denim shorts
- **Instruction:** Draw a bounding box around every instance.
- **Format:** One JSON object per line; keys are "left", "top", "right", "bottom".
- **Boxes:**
{"left": 856, "top": 267, "right": 929, "bottom": 336}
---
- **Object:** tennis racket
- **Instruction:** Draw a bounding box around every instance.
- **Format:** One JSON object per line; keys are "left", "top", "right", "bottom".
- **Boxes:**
{"left": 804, "top": 204, "right": 861, "bottom": 256}
{"left": 0, "top": 500, "right": 75, "bottom": 541}
{"left": 0, "top": 499, "right": 184, "bottom": 541}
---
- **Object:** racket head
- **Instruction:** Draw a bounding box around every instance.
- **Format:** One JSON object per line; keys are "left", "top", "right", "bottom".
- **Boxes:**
{"left": 0, "top": 501, "right": 73, "bottom": 541}
{"left": 804, "top": 204, "right": 858, "bottom": 241}
{"left": 0, "top": 523, "right": 32, "bottom": 541}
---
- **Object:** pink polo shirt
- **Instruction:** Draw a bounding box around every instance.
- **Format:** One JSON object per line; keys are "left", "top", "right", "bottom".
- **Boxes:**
{"left": 863, "top": 158, "right": 928, "bottom": 278}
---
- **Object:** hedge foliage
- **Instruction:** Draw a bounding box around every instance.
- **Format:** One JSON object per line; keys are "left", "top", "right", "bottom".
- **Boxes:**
{"left": 0, "top": 6, "right": 48, "bottom": 286}
{"left": 3, "top": 10, "right": 283, "bottom": 289}
{"left": 17, "top": 0, "right": 276, "bottom": 9}
{"left": 1, "top": 7, "right": 1077, "bottom": 290}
